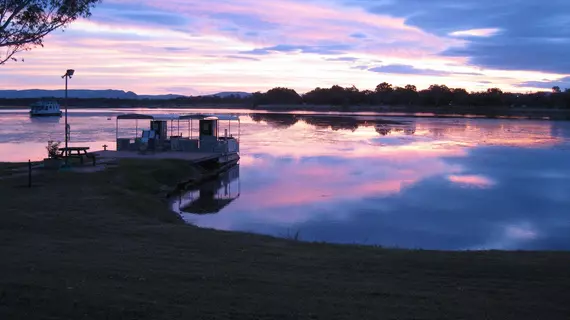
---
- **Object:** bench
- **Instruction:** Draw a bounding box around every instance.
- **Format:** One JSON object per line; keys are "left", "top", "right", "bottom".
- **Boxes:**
{"left": 86, "top": 152, "right": 99, "bottom": 166}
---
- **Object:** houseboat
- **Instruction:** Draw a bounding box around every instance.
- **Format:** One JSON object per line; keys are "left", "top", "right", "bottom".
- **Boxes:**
{"left": 99, "top": 113, "right": 240, "bottom": 167}
{"left": 29, "top": 100, "right": 62, "bottom": 117}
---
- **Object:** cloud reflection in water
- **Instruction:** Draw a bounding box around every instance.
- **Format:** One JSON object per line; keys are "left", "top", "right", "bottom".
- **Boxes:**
{"left": 182, "top": 114, "right": 570, "bottom": 250}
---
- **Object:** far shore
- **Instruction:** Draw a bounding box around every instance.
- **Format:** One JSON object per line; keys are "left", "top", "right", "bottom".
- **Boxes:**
{"left": 2, "top": 103, "right": 570, "bottom": 120}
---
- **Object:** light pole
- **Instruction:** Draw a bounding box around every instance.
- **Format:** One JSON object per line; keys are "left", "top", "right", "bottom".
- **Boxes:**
{"left": 62, "top": 69, "right": 74, "bottom": 165}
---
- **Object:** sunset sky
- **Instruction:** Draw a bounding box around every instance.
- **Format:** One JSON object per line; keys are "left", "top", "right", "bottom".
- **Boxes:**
{"left": 2, "top": 0, "right": 570, "bottom": 95}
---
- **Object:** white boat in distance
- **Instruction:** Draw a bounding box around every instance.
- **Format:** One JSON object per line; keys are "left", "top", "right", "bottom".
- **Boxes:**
{"left": 29, "top": 100, "right": 62, "bottom": 117}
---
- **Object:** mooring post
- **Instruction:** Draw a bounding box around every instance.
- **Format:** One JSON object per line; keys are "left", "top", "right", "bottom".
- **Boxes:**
{"left": 28, "top": 160, "right": 32, "bottom": 188}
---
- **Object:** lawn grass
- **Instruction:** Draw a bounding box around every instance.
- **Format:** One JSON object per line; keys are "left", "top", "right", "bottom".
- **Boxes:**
{"left": 0, "top": 161, "right": 42, "bottom": 179}
{"left": 1, "top": 160, "right": 569, "bottom": 319}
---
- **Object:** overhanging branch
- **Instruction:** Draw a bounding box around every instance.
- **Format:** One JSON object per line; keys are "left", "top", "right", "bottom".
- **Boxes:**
{"left": 0, "top": 0, "right": 100, "bottom": 65}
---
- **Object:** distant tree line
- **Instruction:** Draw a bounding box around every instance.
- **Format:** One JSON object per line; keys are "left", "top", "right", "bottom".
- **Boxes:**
{"left": 251, "top": 84, "right": 570, "bottom": 109}
{"left": 3, "top": 83, "right": 570, "bottom": 110}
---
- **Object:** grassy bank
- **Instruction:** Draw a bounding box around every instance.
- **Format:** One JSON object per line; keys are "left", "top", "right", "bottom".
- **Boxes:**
{"left": 0, "top": 161, "right": 41, "bottom": 179}
{"left": 1, "top": 160, "right": 570, "bottom": 319}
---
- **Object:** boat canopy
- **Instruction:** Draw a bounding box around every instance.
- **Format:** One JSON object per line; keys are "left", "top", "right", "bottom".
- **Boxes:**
{"left": 117, "top": 113, "right": 240, "bottom": 121}
{"left": 200, "top": 115, "right": 240, "bottom": 121}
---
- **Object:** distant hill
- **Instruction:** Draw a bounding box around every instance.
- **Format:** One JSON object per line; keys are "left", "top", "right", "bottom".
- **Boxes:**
{"left": 138, "top": 94, "right": 188, "bottom": 100}
{"left": 0, "top": 89, "right": 253, "bottom": 100}
{"left": 0, "top": 89, "right": 137, "bottom": 99}
{"left": 0, "top": 89, "right": 187, "bottom": 100}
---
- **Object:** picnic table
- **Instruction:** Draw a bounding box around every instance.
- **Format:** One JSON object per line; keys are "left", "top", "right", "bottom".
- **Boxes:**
{"left": 58, "top": 147, "right": 97, "bottom": 165}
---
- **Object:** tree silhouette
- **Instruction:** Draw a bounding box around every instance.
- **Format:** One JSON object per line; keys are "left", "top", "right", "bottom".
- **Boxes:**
{"left": 265, "top": 87, "right": 302, "bottom": 104}
{"left": 451, "top": 88, "right": 469, "bottom": 106}
{"left": 375, "top": 82, "right": 393, "bottom": 93}
{"left": 0, "top": 0, "right": 101, "bottom": 64}
{"left": 423, "top": 85, "right": 452, "bottom": 106}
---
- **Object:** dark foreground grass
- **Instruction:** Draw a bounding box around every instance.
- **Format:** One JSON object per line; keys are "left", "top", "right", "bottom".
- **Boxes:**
{"left": 0, "top": 162, "right": 40, "bottom": 179}
{"left": 1, "top": 160, "right": 570, "bottom": 319}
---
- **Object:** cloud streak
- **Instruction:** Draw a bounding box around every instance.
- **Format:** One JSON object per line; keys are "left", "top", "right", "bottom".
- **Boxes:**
{"left": 369, "top": 64, "right": 450, "bottom": 76}
{"left": 368, "top": 64, "right": 484, "bottom": 77}
{"left": 517, "top": 77, "right": 570, "bottom": 90}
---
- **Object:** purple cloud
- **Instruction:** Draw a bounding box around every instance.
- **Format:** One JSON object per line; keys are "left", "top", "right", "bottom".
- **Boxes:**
{"left": 325, "top": 57, "right": 359, "bottom": 62}
{"left": 517, "top": 77, "right": 570, "bottom": 89}
{"left": 369, "top": 64, "right": 449, "bottom": 76}
{"left": 225, "top": 55, "right": 260, "bottom": 61}
{"left": 241, "top": 44, "right": 352, "bottom": 55}
{"left": 350, "top": 33, "right": 367, "bottom": 39}
{"left": 343, "top": 0, "right": 570, "bottom": 73}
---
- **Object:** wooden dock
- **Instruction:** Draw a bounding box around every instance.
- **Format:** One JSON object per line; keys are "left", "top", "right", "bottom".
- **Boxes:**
{"left": 94, "top": 150, "right": 222, "bottom": 163}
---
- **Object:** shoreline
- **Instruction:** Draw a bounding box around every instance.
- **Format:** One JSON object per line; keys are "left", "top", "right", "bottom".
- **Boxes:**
{"left": 2, "top": 104, "right": 570, "bottom": 120}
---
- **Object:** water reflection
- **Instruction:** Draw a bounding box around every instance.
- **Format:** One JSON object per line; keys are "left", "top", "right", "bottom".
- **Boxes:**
{"left": 29, "top": 116, "right": 61, "bottom": 124}
{"left": 448, "top": 174, "right": 495, "bottom": 188}
{"left": 250, "top": 113, "right": 299, "bottom": 128}
{"left": 174, "top": 165, "right": 240, "bottom": 217}
{"left": 172, "top": 114, "right": 570, "bottom": 250}
{"left": 251, "top": 113, "right": 415, "bottom": 134}
{"left": 184, "top": 146, "right": 570, "bottom": 250}
{"left": 249, "top": 113, "right": 566, "bottom": 148}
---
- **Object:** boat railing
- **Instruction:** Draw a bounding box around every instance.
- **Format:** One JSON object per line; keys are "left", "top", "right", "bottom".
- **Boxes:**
{"left": 114, "top": 113, "right": 240, "bottom": 154}
{"left": 117, "top": 138, "right": 141, "bottom": 151}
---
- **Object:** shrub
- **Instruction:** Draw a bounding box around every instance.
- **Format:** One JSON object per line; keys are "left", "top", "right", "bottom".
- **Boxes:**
{"left": 46, "top": 141, "right": 61, "bottom": 158}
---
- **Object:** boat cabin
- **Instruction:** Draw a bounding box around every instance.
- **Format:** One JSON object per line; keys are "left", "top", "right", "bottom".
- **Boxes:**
{"left": 115, "top": 113, "right": 240, "bottom": 155}
{"left": 29, "top": 100, "right": 62, "bottom": 117}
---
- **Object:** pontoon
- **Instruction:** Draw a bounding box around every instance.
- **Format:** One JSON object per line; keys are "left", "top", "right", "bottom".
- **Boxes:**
{"left": 100, "top": 113, "right": 240, "bottom": 166}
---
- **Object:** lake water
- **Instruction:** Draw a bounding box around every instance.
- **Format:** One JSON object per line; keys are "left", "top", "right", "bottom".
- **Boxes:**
{"left": 2, "top": 108, "right": 570, "bottom": 250}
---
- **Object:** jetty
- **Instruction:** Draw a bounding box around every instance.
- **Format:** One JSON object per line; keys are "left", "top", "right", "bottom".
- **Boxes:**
{"left": 95, "top": 113, "right": 240, "bottom": 167}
